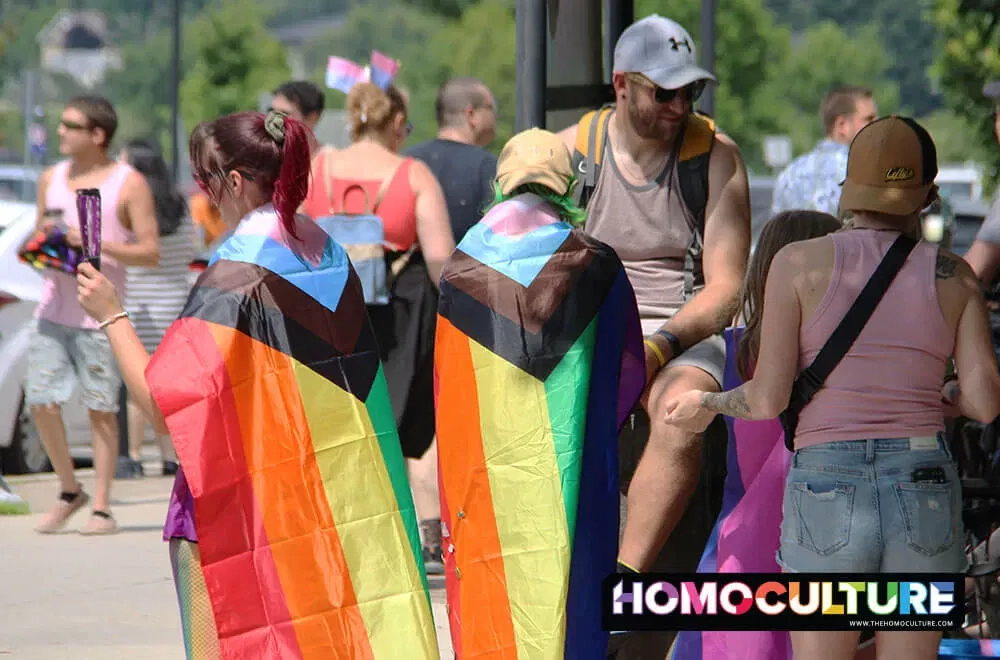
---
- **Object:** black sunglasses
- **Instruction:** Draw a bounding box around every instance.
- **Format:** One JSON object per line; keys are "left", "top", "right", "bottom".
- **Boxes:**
{"left": 59, "top": 119, "right": 91, "bottom": 131}
{"left": 627, "top": 73, "right": 706, "bottom": 104}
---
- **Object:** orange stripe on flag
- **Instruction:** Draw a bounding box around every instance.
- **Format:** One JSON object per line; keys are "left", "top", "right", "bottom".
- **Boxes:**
{"left": 436, "top": 317, "right": 518, "bottom": 659}
{"left": 209, "top": 325, "right": 374, "bottom": 659}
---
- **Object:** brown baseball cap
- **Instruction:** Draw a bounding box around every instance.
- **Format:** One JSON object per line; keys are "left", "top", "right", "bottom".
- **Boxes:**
{"left": 496, "top": 128, "right": 573, "bottom": 196}
{"left": 839, "top": 115, "right": 938, "bottom": 217}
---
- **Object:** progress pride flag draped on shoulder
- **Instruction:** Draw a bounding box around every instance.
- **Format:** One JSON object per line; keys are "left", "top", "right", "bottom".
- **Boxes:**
{"left": 147, "top": 206, "right": 438, "bottom": 659}
{"left": 434, "top": 193, "right": 645, "bottom": 660}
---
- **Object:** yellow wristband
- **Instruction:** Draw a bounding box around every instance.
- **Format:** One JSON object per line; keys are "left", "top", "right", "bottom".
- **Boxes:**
{"left": 644, "top": 338, "right": 666, "bottom": 367}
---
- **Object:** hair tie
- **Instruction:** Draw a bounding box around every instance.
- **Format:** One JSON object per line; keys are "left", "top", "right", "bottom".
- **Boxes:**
{"left": 360, "top": 106, "right": 368, "bottom": 124}
{"left": 264, "top": 111, "right": 286, "bottom": 145}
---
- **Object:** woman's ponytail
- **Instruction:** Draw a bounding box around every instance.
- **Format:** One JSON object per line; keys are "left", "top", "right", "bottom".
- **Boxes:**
{"left": 264, "top": 111, "right": 311, "bottom": 237}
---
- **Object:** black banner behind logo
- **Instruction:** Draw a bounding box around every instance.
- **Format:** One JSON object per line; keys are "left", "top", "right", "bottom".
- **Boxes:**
{"left": 602, "top": 573, "right": 964, "bottom": 631}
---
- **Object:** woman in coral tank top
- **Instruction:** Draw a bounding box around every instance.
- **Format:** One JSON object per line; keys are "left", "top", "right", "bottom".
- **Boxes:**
{"left": 664, "top": 117, "right": 1000, "bottom": 659}
{"left": 302, "top": 81, "right": 455, "bottom": 572}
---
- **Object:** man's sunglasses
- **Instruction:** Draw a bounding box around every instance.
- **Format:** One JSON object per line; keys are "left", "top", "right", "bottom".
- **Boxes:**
{"left": 59, "top": 119, "right": 91, "bottom": 131}
{"left": 626, "top": 73, "right": 706, "bottom": 104}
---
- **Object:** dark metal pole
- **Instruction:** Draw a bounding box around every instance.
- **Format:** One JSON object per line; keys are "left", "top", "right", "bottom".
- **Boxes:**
{"left": 170, "top": 0, "right": 182, "bottom": 180}
{"left": 515, "top": 0, "right": 547, "bottom": 131}
{"left": 699, "top": 0, "right": 716, "bottom": 116}
{"left": 604, "top": 0, "right": 634, "bottom": 82}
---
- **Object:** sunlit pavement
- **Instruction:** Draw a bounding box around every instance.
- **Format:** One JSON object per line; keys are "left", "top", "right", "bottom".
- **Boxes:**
{"left": 0, "top": 467, "right": 452, "bottom": 659}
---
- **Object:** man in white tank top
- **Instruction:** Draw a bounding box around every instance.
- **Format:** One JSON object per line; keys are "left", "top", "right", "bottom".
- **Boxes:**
{"left": 557, "top": 17, "right": 752, "bottom": 654}
{"left": 27, "top": 96, "right": 160, "bottom": 536}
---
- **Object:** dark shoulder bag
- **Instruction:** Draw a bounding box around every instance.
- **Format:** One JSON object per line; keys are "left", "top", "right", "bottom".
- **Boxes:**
{"left": 780, "top": 234, "right": 918, "bottom": 451}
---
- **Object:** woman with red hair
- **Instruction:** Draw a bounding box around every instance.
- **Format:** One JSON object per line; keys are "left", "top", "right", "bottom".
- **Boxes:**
{"left": 74, "top": 111, "right": 438, "bottom": 658}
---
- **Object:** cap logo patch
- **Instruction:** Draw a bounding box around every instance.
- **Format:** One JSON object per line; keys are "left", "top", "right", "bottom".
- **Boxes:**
{"left": 884, "top": 167, "right": 914, "bottom": 182}
{"left": 668, "top": 37, "right": 692, "bottom": 53}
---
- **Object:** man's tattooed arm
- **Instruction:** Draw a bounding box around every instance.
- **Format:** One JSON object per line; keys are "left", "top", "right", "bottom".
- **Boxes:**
{"left": 701, "top": 386, "right": 752, "bottom": 419}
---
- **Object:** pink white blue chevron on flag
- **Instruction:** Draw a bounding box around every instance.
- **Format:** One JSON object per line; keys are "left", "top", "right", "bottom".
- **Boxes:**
{"left": 369, "top": 50, "right": 400, "bottom": 89}
{"left": 326, "top": 56, "right": 365, "bottom": 93}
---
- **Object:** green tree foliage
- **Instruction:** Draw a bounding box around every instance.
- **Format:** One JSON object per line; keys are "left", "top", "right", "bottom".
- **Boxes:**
{"left": 931, "top": 0, "right": 1000, "bottom": 178}
{"left": 764, "top": 0, "right": 939, "bottom": 116}
{"left": 429, "top": 1, "right": 516, "bottom": 151}
{"left": 179, "top": 0, "right": 290, "bottom": 130}
{"left": 104, "top": 29, "right": 197, "bottom": 150}
{"left": 758, "top": 22, "right": 899, "bottom": 156}
{"left": 300, "top": 0, "right": 448, "bottom": 144}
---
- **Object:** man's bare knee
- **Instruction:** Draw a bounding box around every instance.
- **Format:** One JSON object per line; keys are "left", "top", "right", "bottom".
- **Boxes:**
{"left": 649, "top": 362, "right": 719, "bottom": 419}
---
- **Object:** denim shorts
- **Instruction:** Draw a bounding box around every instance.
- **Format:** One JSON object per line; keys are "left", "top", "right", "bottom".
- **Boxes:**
{"left": 24, "top": 318, "right": 121, "bottom": 412}
{"left": 776, "top": 436, "right": 968, "bottom": 574}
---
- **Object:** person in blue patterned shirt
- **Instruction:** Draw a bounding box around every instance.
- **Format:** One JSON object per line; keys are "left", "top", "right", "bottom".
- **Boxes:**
{"left": 771, "top": 86, "right": 878, "bottom": 217}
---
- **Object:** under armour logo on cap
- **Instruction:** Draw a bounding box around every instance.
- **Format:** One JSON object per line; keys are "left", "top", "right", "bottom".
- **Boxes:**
{"left": 668, "top": 37, "right": 692, "bottom": 52}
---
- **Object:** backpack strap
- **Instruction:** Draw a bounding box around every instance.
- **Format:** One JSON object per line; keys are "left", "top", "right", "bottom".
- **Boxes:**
{"left": 779, "top": 234, "right": 918, "bottom": 451}
{"left": 571, "top": 104, "right": 614, "bottom": 208}
{"left": 676, "top": 112, "right": 717, "bottom": 301}
{"left": 677, "top": 112, "right": 716, "bottom": 239}
{"left": 373, "top": 158, "right": 408, "bottom": 214}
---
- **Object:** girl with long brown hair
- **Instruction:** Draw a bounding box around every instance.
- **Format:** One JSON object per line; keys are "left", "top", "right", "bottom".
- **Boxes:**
{"left": 670, "top": 209, "right": 842, "bottom": 660}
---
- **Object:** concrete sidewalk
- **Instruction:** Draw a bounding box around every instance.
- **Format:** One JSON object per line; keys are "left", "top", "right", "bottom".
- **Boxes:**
{"left": 0, "top": 469, "right": 452, "bottom": 659}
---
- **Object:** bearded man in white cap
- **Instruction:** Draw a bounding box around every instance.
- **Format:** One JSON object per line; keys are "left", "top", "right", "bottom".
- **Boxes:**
{"left": 559, "top": 14, "right": 752, "bottom": 654}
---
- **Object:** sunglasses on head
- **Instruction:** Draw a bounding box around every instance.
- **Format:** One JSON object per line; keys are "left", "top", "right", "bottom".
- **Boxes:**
{"left": 626, "top": 73, "right": 706, "bottom": 104}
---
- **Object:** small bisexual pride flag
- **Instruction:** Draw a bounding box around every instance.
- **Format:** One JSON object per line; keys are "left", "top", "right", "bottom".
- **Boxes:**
{"left": 326, "top": 56, "right": 365, "bottom": 93}
{"left": 369, "top": 50, "right": 400, "bottom": 89}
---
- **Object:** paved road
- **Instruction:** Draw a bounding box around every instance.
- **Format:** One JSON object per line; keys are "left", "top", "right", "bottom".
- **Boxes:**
{"left": 0, "top": 468, "right": 452, "bottom": 659}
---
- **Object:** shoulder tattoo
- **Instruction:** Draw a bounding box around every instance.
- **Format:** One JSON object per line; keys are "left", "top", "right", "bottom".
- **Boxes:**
{"left": 935, "top": 253, "right": 958, "bottom": 280}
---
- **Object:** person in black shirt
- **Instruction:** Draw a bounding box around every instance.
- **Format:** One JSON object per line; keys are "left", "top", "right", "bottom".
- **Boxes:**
{"left": 402, "top": 77, "right": 496, "bottom": 574}
{"left": 405, "top": 77, "right": 498, "bottom": 243}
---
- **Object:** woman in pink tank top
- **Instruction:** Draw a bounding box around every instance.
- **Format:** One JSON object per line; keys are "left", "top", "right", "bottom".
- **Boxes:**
{"left": 664, "top": 117, "right": 1000, "bottom": 659}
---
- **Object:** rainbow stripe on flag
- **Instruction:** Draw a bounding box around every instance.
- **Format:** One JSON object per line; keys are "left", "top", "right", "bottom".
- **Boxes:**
{"left": 148, "top": 208, "right": 438, "bottom": 659}
{"left": 434, "top": 195, "right": 645, "bottom": 659}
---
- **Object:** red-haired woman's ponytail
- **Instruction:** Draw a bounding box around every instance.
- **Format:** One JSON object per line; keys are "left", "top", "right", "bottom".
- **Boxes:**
{"left": 265, "top": 111, "right": 311, "bottom": 237}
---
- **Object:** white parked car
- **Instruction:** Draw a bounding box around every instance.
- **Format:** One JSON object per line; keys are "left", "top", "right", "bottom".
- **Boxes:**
{"left": 0, "top": 201, "right": 88, "bottom": 473}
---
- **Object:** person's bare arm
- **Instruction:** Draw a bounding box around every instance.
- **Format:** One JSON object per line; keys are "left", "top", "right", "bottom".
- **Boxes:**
{"left": 654, "top": 134, "right": 752, "bottom": 358}
{"left": 964, "top": 239, "right": 1000, "bottom": 286}
{"left": 702, "top": 243, "right": 802, "bottom": 419}
{"left": 949, "top": 254, "right": 1000, "bottom": 422}
{"left": 103, "top": 171, "right": 160, "bottom": 266}
{"left": 34, "top": 168, "right": 53, "bottom": 231}
{"left": 410, "top": 159, "right": 456, "bottom": 287}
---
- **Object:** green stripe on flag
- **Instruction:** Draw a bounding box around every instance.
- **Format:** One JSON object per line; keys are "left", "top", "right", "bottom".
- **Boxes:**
{"left": 542, "top": 316, "right": 597, "bottom": 550}
{"left": 365, "top": 363, "right": 431, "bottom": 600}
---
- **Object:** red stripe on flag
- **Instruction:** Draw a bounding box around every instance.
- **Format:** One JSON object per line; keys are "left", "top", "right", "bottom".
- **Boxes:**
{"left": 148, "top": 318, "right": 304, "bottom": 658}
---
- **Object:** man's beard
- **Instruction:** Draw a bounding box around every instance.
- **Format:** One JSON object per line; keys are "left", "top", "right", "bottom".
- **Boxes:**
{"left": 626, "top": 96, "right": 682, "bottom": 144}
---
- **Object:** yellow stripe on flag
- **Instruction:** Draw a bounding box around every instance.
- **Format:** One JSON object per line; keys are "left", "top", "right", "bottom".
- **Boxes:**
{"left": 468, "top": 340, "right": 571, "bottom": 658}
{"left": 293, "top": 361, "right": 439, "bottom": 659}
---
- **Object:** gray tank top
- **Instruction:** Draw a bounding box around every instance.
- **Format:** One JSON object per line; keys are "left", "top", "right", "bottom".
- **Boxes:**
{"left": 584, "top": 126, "right": 704, "bottom": 336}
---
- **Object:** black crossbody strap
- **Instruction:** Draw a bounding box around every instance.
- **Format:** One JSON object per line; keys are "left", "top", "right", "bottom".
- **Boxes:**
{"left": 782, "top": 233, "right": 918, "bottom": 449}
{"left": 807, "top": 234, "right": 917, "bottom": 383}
